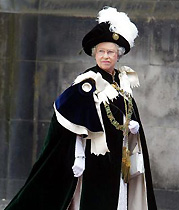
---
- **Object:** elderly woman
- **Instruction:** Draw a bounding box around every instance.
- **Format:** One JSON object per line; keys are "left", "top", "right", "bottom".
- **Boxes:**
{"left": 5, "top": 7, "right": 157, "bottom": 210}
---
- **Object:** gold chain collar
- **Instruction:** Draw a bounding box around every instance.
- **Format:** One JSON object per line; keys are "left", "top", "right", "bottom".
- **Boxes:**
{"left": 104, "top": 83, "right": 133, "bottom": 183}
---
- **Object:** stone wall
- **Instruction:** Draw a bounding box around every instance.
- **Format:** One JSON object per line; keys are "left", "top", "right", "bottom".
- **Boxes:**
{"left": 0, "top": 1, "right": 179, "bottom": 208}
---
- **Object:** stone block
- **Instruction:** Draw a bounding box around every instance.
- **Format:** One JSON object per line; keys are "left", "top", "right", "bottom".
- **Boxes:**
{"left": 36, "top": 62, "right": 60, "bottom": 121}
{"left": 14, "top": 14, "right": 38, "bottom": 60}
{"left": 37, "top": 15, "right": 94, "bottom": 62}
{"left": 0, "top": 60, "right": 11, "bottom": 120}
{"left": 0, "top": 120, "right": 8, "bottom": 179}
{"left": 0, "top": 179, "right": 6, "bottom": 199}
{"left": 132, "top": 65, "right": 179, "bottom": 129}
{"left": 121, "top": 1, "right": 155, "bottom": 17}
{"left": 39, "top": 0, "right": 111, "bottom": 15}
{"left": 154, "top": 2, "right": 179, "bottom": 19}
{"left": 155, "top": 189, "right": 179, "bottom": 210}
{"left": 13, "top": 0, "right": 40, "bottom": 11}
{"left": 150, "top": 20, "right": 179, "bottom": 66}
{"left": 0, "top": 0, "right": 40, "bottom": 12}
{"left": 0, "top": 13, "right": 13, "bottom": 59}
{"left": 0, "top": 0, "right": 13, "bottom": 11}
{"left": 144, "top": 126, "right": 179, "bottom": 190}
{"left": 10, "top": 61, "right": 35, "bottom": 120}
{"left": 7, "top": 120, "right": 33, "bottom": 179}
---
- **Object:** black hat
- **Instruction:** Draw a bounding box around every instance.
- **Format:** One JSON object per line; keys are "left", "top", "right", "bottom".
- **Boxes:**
{"left": 82, "top": 6, "right": 138, "bottom": 56}
{"left": 82, "top": 22, "right": 130, "bottom": 56}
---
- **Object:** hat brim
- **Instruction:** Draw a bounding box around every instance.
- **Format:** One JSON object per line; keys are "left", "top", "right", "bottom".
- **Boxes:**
{"left": 82, "top": 22, "right": 130, "bottom": 56}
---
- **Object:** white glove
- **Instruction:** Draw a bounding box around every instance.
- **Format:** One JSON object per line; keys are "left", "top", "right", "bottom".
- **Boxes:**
{"left": 72, "top": 135, "right": 85, "bottom": 177}
{"left": 128, "top": 120, "right": 140, "bottom": 134}
{"left": 72, "top": 157, "right": 85, "bottom": 177}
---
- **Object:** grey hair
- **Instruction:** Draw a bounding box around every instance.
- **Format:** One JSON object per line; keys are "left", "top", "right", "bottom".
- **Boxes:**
{"left": 91, "top": 46, "right": 97, "bottom": 57}
{"left": 91, "top": 44, "right": 125, "bottom": 58}
{"left": 117, "top": 46, "right": 126, "bottom": 57}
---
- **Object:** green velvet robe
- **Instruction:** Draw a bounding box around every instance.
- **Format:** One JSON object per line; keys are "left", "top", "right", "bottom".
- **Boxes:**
{"left": 5, "top": 65, "right": 157, "bottom": 210}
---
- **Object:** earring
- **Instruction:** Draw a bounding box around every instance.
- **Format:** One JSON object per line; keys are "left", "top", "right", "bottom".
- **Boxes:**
{"left": 117, "top": 59, "right": 120, "bottom": 71}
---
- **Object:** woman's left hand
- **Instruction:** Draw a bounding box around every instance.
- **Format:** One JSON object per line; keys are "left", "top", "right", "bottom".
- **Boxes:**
{"left": 128, "top": 120, "right": 139, "bottom": 134}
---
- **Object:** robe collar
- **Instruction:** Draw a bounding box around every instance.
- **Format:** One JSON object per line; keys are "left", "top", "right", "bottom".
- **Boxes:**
{"left": 95, "top": 65, "right": 120, "bottom": 85}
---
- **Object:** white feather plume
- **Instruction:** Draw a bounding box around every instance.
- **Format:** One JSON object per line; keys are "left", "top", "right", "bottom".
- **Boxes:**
{"left": 97, "top": 6, "right": 138, "bottom": 48}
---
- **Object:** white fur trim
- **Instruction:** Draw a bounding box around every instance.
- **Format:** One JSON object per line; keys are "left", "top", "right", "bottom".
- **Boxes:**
{"left": 118, "top": 66, "right": 140, "bottom": 96}
{"left": 73, "top": 71, "right": 97, "bottom": 85}
{"left": 54, "top": 102, "right": 109, "bottom": 155}
{"left": 54, "top": 103, "right": 88, "bottom": 136}
{"left": 119, "top": 66, "right": 140, "bottom": 88}
{"left": 74, "top": 71, "right": 118, "bottom": 104}
{"left": 90, "top": 94, "right": 110, "bottom": 155}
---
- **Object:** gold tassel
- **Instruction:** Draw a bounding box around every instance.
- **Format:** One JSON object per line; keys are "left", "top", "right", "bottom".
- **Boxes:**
{"left": 122, "top": 147, "right": 131, "bottom": 183}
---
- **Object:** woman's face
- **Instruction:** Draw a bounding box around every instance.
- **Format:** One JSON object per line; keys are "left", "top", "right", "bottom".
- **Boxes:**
{"left": 95, "top": 42, "right": 118, "bottom": 74}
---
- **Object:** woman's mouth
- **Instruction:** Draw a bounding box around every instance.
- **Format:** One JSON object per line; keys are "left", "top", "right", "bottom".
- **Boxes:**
{"left": 101, "top": 61, "right": 110, "bottom": 64}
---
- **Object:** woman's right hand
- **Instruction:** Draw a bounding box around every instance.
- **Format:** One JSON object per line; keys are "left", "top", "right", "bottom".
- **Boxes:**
{"left": 72, "top": 157, "right": 85, "bottom": 177}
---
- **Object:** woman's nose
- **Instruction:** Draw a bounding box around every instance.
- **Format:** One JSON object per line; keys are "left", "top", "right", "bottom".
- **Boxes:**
{"left": 103, "top": 52, "right": 109, "bottom": 58}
